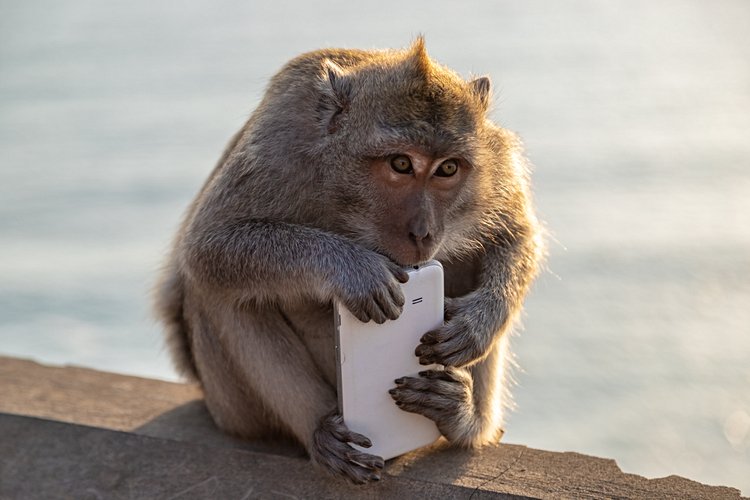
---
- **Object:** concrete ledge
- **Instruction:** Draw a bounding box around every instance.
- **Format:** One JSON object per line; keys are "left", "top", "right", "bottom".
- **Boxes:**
{"left": 0, "top": 356, "right": 744, "bottom": 499}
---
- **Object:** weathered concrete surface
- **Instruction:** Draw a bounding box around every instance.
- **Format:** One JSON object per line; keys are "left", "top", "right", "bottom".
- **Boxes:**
{"left": 0, "top": 355, "right": 301, "bottom": 457}
{"left": 0, "top": 356, "right": 745, "bottom": 499}
{"left": 0, "top": 355, "right": 201, "bottom": 430}
{"left": 0, "top": 414, "right": 515, "bottom": 500}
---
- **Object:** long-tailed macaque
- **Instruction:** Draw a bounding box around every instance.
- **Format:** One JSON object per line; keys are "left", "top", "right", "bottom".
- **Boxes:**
{"left": 155, "top": 38, "right": 542, "bottom": 484}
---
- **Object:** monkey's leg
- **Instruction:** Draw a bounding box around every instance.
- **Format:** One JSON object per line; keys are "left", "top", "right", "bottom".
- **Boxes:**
{"left": 390, "top": 335, "right": 511, "bottom": 447}
{"left": 188, "top": 308, "right": 275, "bottom": 438}
{"left": 190, "top": 301, "right": 384, "bottom": 483}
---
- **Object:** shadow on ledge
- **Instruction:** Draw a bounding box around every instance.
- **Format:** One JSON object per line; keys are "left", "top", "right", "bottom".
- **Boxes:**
{"left": 135, "top": 400, "right": 304, "bottom": 458}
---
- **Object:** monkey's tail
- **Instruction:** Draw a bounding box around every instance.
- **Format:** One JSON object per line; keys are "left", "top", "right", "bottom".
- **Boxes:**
{"left": 153, "top": 263, "right": 199, "bottom": 381}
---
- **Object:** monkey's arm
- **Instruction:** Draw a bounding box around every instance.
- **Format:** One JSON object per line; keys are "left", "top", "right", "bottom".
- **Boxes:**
{"left": 393, "top": 230, "right": 539, "bottom": 447}
{"left": 416, "top": 219, "right": 540, "bottom": 368}
{"left": 181, "top": 216, "right": 408, "bottom": 324}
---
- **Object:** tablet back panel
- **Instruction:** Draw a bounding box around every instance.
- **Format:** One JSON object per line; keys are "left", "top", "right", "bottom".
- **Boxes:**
{"left": 335, "top": 260, "right": 443, "bottom": 460}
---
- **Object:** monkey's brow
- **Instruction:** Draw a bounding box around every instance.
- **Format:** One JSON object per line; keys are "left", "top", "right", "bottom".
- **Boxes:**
{"left": 364, "top": 129, "right": 475, "bottom": 160}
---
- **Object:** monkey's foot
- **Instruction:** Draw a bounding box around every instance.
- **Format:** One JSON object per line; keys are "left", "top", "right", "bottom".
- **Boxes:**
{"left": 389, "top": 368, "right": 479, "bottom": 447}
{"left": 311, "top": 412, "right": 384, "bottom": 484}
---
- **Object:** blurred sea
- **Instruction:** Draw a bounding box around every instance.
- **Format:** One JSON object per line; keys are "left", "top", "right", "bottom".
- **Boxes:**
{"left": 1, "top": 0, "right": 748, "bottom": 494}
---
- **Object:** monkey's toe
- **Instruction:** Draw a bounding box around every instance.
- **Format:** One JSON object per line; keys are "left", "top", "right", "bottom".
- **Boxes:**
{"left": 312, "top": 412, "right": 383, "bottom": 484}
{"left": 390, "top": 369, "right": 472, "bottom": 422}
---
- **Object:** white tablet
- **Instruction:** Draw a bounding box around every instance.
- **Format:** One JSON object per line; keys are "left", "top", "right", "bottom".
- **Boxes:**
{"left": 334, "top": 260, "right": 444, "bottom": 460}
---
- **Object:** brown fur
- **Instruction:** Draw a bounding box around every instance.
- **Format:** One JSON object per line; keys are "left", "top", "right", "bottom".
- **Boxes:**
{"left": 154, "top": 38, "right": 542, "bottom": 483}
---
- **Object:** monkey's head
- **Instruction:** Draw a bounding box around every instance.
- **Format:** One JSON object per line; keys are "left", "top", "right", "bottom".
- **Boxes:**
{"left": 314, "top": 38, "right": 502, "bottom": 266}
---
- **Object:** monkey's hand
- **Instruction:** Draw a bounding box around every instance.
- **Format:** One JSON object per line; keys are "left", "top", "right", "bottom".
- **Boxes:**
{"left": 389, "top": 368, "right": 480, "bottom": 447}
{"left": 415, "top": 295, "right": 501, "bottom": 367}
{"left": 310, "top": 412, "right": 384, "bottom": 484}
{"left": 332, "top": 250, "right": 409, "bottom": 324}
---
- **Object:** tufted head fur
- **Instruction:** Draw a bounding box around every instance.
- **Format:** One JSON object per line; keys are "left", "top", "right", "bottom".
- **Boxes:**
{"left": 233, "top": 38, "right": 532, "bottom": 267}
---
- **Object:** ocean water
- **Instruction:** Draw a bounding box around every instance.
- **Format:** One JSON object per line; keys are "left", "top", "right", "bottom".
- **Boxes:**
{"left": 1, "top": 0, "right": 748, "bottom": 494}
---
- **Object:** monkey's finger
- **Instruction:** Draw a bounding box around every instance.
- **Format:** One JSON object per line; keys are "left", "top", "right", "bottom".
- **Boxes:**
{"left": 326, "top": 418, "right": 366, "bottom": 445}
{"left": 417, "top": 369, "right": 454, "bottom": 381}
{"left": 419, "top": 328, "right": 447, "bottom": 345}
{"left": 387, "top": 281, "right": 406, "bottom": 308}
{"left": 390, "top": 385, "right": 431, "bottom": 407}
{"left": 420, "top": 323, "right": 482, "bottom": 366}
{"left": 317, "top": 435, "right": 383, "bottom": 481}
{"left": 390, "top": 379, "right": 417, "bottom": 403}
{"left": 416, "top": 336, "right": 450, "bottom": 363}
{"left": 331, "top": 454, "right": 380, "bottom": 484}
{"left": 366, "top": 295, "right": 389, "bottom": 324}
{"left": 388, "top": 264, "right": 410, "bottom": 284}
{"left": 345, "top": 447, "right": 385, "bottom": 471}
{"left": 394, "top": 268, "right": 410, "bottom": 284}
{"left": 418, "top": 336, "right": 437, "bottom": 348}
{"left": 374, "top": 287, "right": 402, "bottom": 321}
{"left": 344, "top": 300, "right": 372, "bottom": 324}
{"left": 416, "top": 346, "right": 438, "bottom": 365}
{"left": 420, "top": 341, "right": 462, "bottom": 366}
{"left": 391, "top": 375, "right": 417, "bottom": 389}
{"left": 393, "top": 393, "right": 452, "bottom": 422}
{"left": 393, "top": 376, "right": 467, "bottom": 401}
{"left": 342, "top": 429, "right": 373, "bottom": 449}
{"left": 436, "top": 330, "right": 485, "bottom": 366}
{"left": 418, "top": 344, "right": 466, "bottom": 367}
{"left": 348, "top": 296, "right": 386, "bottom": 324}
{"left": 420, "top": 368, "right": 473, "bottom": 389}
{"left": 415, "top": 343, "right": 430, "bottom": 357}
{"left": 372, "top": 287, "right": 401, "bottom": 322}
{"left": 356, "top": 310, "right": 373, "bottom": 323}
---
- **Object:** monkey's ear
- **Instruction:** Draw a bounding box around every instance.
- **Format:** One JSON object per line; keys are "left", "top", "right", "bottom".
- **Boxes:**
{"left": 318, "top": 59, "right": 352, "bottom": 134}
{"left": 470, "top": 76, "right": 491, "bottom": 111}
{"left": 321, "top": 59, "right": 351, "bottom": 101}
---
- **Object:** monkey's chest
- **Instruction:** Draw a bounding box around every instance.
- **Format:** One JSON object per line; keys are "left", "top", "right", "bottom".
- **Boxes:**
{"left": 282, "top": 301, "right": 337, "bottom": 388}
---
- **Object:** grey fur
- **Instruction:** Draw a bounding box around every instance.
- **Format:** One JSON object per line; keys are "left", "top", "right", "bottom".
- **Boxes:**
{"left": 154, "top": 38, "right": 542, "bottom": 484}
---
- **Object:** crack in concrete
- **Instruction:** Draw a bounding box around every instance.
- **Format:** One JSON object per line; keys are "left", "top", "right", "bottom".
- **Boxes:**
{"left": 469, "top": 446, "right": 527, "bottom": 499}
{"left": 166, "top": 476, "right": 218, "bottom": 499}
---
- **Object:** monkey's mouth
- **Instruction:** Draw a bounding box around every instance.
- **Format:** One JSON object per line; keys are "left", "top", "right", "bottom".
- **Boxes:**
{"left": 383, "top": 239, "right": 440, "bottom": 267}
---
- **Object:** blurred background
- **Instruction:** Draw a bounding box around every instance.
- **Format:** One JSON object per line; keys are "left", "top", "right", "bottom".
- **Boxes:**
{"left": 1, "top": 0, "right": 748, "bottom": 494}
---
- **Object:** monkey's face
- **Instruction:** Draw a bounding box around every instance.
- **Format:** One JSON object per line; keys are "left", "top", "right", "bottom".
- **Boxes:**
{"left": 314, "top": 40, "right": 494, "bottom": 264}
{"left": 368, "top": 148, "right": 471, "bottom": 266}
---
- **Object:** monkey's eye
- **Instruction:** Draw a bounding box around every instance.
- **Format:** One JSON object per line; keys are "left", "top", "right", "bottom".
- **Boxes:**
{"left": 390, "top": 155, "right": 413, "bottom": 174}
{"left": 435, "top": 159, "right": 459, "bottom": 177}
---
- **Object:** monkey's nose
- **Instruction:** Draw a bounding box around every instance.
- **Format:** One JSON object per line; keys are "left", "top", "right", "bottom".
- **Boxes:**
{"left": 409, "top": 230, "right": 432, "bottom": 258}
{"left": 409, "top": 229, "right": 430, "bottom": 243}
{"left": 408, "top": 217, "right": 432, "bottom": 255}
{"left": 409, "top": 231, "right": 432, "bottom": 260}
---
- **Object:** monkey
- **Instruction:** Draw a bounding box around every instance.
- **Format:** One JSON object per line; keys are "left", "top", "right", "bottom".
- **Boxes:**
{"left": 154, "top": 38, "right": 542, "bottom": 484}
